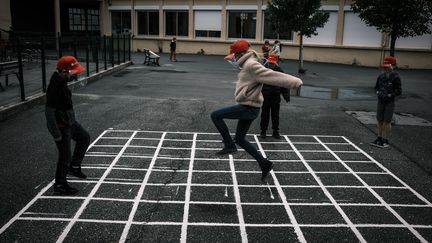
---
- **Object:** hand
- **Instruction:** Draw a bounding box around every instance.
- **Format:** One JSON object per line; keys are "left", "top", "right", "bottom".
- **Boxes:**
{"left": 387, "top": 94, "right": 392, "bottom": 98}
{"left": 54, "top": 136, "right": 62, "bottom": 142}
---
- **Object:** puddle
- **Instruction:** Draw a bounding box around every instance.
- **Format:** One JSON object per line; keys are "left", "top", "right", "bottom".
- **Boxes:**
{"left": 294, "top": 85, "right": 374, "bottom": 100}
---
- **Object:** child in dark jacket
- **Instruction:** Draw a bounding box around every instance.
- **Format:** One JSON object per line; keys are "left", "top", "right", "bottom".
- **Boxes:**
{"left": 260, "top": 53, "right": 290, "bottom": 139}
{"left": 45, "top": 56, "right": 90, "bottom": 195}
{"left": 170, "top": 37, "right": 177, "bottom": 61}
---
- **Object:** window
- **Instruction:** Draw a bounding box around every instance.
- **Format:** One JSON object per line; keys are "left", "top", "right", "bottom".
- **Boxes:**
{"left": 228, "top": 11, "right": 256, "bottom": 39}
{"left": 262, "top": 11, "right": 292, "bottom": 40}
{"left": 111, "top": 11, "right": 131, "bottom": 34}
{"left": 304, "top": 11, "right": 337, "bottom": 45}
{"left": 343, "top": 12, "right": 382, "bottom": 47}
{"left": 68, "top": 8, "right": 100, "bottom": 32}
{"left": 194, "top": 11, "right": 221, "bottom": 38}
{"left": 165, "top": 11, "right": 188, "bottom": 36}
{"left": 137, "top": 11, "right": 159, "bottom": 35}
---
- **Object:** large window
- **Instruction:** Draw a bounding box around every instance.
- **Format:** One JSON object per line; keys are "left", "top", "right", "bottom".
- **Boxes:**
{"left": 165, "top": 11, "right": 188, "bottom": 36}
{"left": 137, "top": 11, "right": 159, "bottom": 35}
{"left": 304, "top": 11, "right": 338, "bottom": 45}
{"left": 68, "top": 8, "right": 100, "bottom": 32}
{"left": 228, "top": 11, "right": 256, "bottom": 39}
{"left": 262, "top": 11, "right": 292, "bottom": 40}
{"left": 111, "top": 11, "right": 131, "bottom": 34}
{"left": 195, "top": 11, "right": 221, "bottom": 38}
{"left": 343, "top": 12, "right": 381, "bottom": 47}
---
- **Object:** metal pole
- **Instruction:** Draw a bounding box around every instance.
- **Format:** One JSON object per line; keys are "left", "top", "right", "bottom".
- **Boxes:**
{"left": 57, "top": 32, "right": 62, "bottom": 58}
{"left": 86, "top": 35, "right": 90, "bottom": 76}
{"left": 110, "top": 35, "right": 114, "bottom": 67}
{"left": 73, "top": 35, "right": 77, "bottom": 58}
{"left": 41, "top": 36, "right": 47, "bottom": 92}
{"left": 17, "top": 39, "right": 26, "bottom": 101}
{"left": 117, "top": 34, "right": 120, "bottom": 64}
{"left": 128, "top": 34, "right": 131, "bottom": 61}
{"left": 95, "top": 36, "right": 99, "bottom": 73}
{"left": 103, "top": 35, "right": 107, "bottom": 70}
{"left": 123, "top": 34, "right": 126, "bottom": 63}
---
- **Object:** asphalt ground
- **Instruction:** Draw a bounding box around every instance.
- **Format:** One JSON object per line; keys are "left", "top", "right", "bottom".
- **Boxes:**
{"left": 0, "top": 53, "right": 432, "bottom": 242}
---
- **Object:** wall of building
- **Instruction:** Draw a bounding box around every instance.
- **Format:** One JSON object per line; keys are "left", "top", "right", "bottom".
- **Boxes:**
{"left": 0, "top": 0, "right": 12, "bottom": 39}
{"left": 105, "top": 0, "right": 432, "bottom": 69}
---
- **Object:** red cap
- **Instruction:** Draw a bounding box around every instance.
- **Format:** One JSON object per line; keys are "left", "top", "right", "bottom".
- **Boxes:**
{"left": 382, "top": 56, "right": 396, "bottom": 68}
{"left": 266, "top": 53, "right": 278, "bottom": 64}
{"left": 224, "top": 39, "right": 250, "bottom": 60}
{"left": 57, "top": 56, "right": 85, "bottom": 75}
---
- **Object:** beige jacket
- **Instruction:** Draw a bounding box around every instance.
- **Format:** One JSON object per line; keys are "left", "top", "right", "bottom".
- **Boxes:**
{"left": 234, "top": 51, "right": 303, "bottom": 107}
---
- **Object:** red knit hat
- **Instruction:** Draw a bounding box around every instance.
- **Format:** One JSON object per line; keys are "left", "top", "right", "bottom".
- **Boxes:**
{"left": 266, "top": 53, "right": 278, "bottom": 64}
{"left": 57, "top": 56, "right": 85, "bottom": 75}
{"left": 382, "top": 56, "right": 396, "bottom": 68}
{"left": 224, "top": 39, "right": 250, "bottom": 60}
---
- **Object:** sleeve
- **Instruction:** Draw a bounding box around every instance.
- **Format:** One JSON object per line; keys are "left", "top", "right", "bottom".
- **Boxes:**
{"left": 45, "top": 107, "right": 61, "bottom": 139}
{"left": 247, "top": 61, "right": 303, "bottom": 89}
{"left": 394, "top": 76, "right": 402, "bottom": 97}
{"left": 281, "top": 87, "right": 290, "bottom": 102}
{"left": 374, "top": 76, "right": 380, "bottom": 93}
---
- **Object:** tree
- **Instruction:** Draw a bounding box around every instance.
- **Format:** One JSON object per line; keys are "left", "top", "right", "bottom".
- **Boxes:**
{"left": 267, "top": 0, "right": 329, "bottom": 73}
{"left": 352, "top": 0, "right": 432, "bottom": 57}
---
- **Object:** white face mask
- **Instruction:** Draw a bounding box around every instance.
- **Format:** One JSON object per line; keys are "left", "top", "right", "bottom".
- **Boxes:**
{"left": 226, "top": 55, "right": 241, "bottom": 70}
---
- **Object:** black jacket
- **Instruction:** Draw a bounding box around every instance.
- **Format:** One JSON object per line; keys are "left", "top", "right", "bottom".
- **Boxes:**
{"left": 375, "top": 71, "right": 402, "bottom": 103}
{"left": 262, "top": 64, "right": 290, "bottom": 102}
{"left": 170, "top": 41, "right": 176, "bottom": 51}
{"left": 45, "top": 72, "right": 76, "bottom": 138}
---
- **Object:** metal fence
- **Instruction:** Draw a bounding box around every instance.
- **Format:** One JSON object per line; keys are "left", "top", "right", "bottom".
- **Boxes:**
{"left": 0, "top": 31, "right": 131, "bottom": 105}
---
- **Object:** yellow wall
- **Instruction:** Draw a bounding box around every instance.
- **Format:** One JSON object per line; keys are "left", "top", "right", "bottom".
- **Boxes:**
{"left": 0, "top": 0, "right": 12, "bottom": 39}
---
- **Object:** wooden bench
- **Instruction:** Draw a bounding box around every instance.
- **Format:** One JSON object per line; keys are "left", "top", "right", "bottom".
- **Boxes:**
{"left": 143, "top": 48, "right": 160, "bottom": 66}
{"left": 0, "top": 60, "right": 20, "bottom": 91}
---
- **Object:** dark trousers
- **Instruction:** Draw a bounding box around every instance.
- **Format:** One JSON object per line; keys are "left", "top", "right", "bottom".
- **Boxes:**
{"left": 210, "top": 104, "right": 267, "bottom": 168}
{"left": 260, "top": 97, "right": 281, "bottom": 132}
{"left": 170, "top": 50, "right": 176, "bottom": 60}
{"left": 55, "top": 122, "right": 90, "bottom": 184}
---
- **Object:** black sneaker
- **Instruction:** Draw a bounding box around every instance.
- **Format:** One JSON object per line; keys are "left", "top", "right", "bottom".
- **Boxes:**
{"left": 260, "top": 131, "right": 267, "bottom": 139}
{"left": 69, "top": 167, "right": 87, "bottom": 179}
{"left": 370, "top": 137, "right": 383, "bottom": 148}
{"left": 215, "top": 147, "right": 237, "bottom": 156}
{"left": 261, "top": 159, "right": 274, "bottom": 182}
{"left": 272, "top": 131, "right": 281, "bottom": 139}
{"left": 53, "top": 183, "right": 78, "bottom": 195}
{"left": 382, "top": 139, "right": 390, "bottom": 148}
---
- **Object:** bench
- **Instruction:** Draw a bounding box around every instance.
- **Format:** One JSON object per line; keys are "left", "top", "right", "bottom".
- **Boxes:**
{"left": 143, "top": 48, "right": 160, "bottom": 66}
{"left": 0, "top": 60, "right": 20, "bottom": 91}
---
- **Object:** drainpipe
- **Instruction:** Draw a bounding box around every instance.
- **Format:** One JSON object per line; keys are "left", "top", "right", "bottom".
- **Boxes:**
{"left": 54, "top": 0, "right": 61, "bottom": 51}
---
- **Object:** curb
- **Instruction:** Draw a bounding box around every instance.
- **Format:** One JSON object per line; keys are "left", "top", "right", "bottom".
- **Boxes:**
{"left": 0, "top": 61, "right": 133, "bottom": 122}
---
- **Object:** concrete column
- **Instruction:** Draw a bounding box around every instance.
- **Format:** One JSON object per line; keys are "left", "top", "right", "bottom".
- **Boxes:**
{"left": 221, "top": 0, "right": 227, "bottom": 40}
{"left": 0, "top": 0, "right": 12, "bottom": 39}
{"left": 159, "top": 0, "right": 164, "bottom": 38}
{"left": 256, "top": 0, "right": 262, "bottom": 41}
{"left": 131, "top": 0, "right": 135, "bottom": 36}
{"left": 54, "top": 0, "right": 61, "bottom": 34}
{"left": 335, "top": 0, "right": 345, "bottom": 46}
{"left": 188, "top": 0, "right": 194, "bottom": 39}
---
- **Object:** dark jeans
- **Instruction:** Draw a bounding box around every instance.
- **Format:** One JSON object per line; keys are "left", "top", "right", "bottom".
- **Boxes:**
{"left": 210, "top": 104, "right": 267, "bottom": 168}
{"left": 55, "top": 122, "right": 90, "bottom": 184}
{"left": 260, "top": 97, "right": 281, "bottom": 132}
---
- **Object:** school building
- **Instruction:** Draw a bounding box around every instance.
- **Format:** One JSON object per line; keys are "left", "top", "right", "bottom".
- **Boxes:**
{"left": 1, "top": 0, "right": 431, "bottom": 69}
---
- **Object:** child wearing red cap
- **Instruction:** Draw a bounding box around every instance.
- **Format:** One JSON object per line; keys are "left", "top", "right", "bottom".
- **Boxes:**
{"left": 211, "top": 40, "right": 302, "bottom": 182}
{"left": 370, "top": 56, "right": 402, "bottom": 148}
{"left": 260, "top": 54, "right": 290, "bottom": 139}
{"left": 45, "top": 56, "right": 90, "bottom": 194}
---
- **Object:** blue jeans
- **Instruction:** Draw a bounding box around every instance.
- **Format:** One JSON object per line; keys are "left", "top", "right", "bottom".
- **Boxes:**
{"left": 211, "top": 104, "right": 266, "bottom": 168}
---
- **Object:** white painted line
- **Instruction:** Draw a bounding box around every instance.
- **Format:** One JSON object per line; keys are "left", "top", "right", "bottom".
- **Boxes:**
{"left": 342, "top": 136, "right": 432, "bottom": 207}
{"left": 285, "top": 136, "right": 367, "bottom": 243}
{"left": 120, "top": 132, "right": 167, "bottom": 243}
{"left": 87, "top": 130, "right": 109, "bottom": 151}
{"left": 254, "top": 135, "right": 306, "bottom": 243}
{"left": 56, "top": 131, "right": 139, "bottom": 243}
{"left": 315, "top": 136, "right": 428, "bottom": 243}
{"left": 0, "top": 181, "right": 55, "bottom": 234}
{"left": 229, "top": 155, "right": 248, "bottom": 242}
{"left": 180, "top": 133, "right": 197, "bottom": 243}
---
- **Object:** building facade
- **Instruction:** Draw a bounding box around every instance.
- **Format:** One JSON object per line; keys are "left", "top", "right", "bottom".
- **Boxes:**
{"left": 101, "top": 0, "right": 432, "bottom": 69}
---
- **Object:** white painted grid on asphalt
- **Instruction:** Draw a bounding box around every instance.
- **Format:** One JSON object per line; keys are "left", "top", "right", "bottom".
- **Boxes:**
{"left": 1, "top": 129, "right": 432, "bottom": 243}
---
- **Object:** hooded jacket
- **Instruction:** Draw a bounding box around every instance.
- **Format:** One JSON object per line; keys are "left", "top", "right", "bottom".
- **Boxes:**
{"left": 45, "top": 72, "right": 76, "bottom": 139}
{"left": 234, "top": 51, "right": 302, "bottom": 107}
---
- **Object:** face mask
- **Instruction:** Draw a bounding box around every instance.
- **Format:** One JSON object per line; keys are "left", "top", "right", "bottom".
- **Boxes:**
{"left": 226, "top": 56, "right": 241, "bottom": 70}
